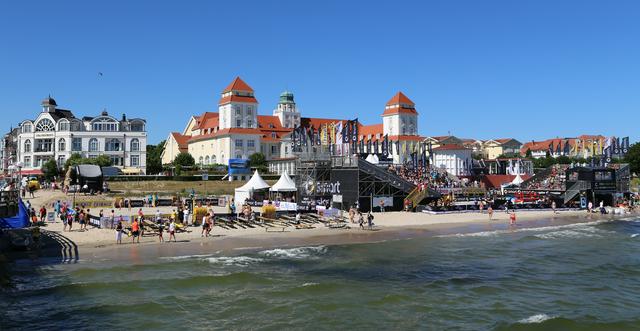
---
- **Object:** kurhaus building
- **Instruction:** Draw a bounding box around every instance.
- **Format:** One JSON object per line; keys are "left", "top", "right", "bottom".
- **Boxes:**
{"left": 161, "top": 77, "right": 424, "bottom": 173}
{"left": 16, "top": 96, "right": 147, "bottom": 175}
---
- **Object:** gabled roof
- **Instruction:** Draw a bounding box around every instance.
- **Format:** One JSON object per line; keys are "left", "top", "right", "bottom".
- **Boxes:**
{"left": 195, "top": 112, "right": 219, "bottom": 130}
{"left": 170, "top": 132, "right": 190, "bottom": 150}
{"left": 223, "top": 76, "right": 254, "bottom": 93}
{"left": 359, "top": 124, "right": 383, "bottom": 137}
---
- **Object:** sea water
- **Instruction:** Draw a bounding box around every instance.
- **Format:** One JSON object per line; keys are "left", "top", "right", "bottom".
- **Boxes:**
{"left": 3, "top": 217, "right": 640, "bottom": 330}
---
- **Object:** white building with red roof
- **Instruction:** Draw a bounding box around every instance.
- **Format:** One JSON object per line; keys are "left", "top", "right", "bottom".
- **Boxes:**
{"left": 430, "top": 144, "right": 472, "bottom": 176}
{"left": 162, "top": 77, "right": 426, "bottom": 174}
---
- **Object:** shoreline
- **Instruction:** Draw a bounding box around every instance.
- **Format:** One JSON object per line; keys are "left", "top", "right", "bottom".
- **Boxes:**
{"left": 30, "top": 209, "right": 636, "bottom": 266}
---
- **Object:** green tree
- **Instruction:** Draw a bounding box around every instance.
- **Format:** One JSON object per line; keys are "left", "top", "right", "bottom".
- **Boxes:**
{"left": 173, "top": 152, "right": 195, "bottom": 167}
{"left": 146, "top": 140, "right": 165, "bottom": 175}
{"left": 41, "top": 159, "right": 59, "bottom": 181}
{"left": 64, "top": 153, "right": 84, "bottom": 170}
{"left": 93, "top": 155, "right": 113, "bottom": 167}
{"left": 249, "top": 152, "right": 268, "bottom": 172}
{"left": 525, "top": 149, "right": 532, "bottom": 158}
{"left": 625, "top": 142, "right": 640, "bottom": 175}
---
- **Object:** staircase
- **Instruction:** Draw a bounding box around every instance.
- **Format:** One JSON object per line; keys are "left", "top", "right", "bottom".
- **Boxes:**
{"left": 358, "top": 159, "right": 416, "bottom": 193}
{"left": 563, "top": 180, "right": 590, "bottom": 204}
{"left": 406, "top": 186, "right": 440, "bottom": 207}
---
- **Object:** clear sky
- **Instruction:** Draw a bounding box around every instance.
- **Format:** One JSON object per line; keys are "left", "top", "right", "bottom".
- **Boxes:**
{"left": 1, "top": 0, "right": 638, "bottom": 144}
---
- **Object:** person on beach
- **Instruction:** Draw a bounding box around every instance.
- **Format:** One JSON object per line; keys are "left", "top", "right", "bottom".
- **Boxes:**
{"left": 509, "top": 211, "right": 517, "bottom": 226}
{"left": 367, "top": 212, "right": 374, "bottom": 230}
{"left": 206, "top": 216, "right": 213, "bottom": 237}
{"left": 131, "top": 219, "right": 140, "bottom": 243}
{"left": 115, "top": 221, "right": 123, "bottom": 244}
{"left": 79, "top": 210, "right": 86, "bottom": 231}
{"left": 39, "top": 206, "right": 47, "bottom": 223}
{"left": 551, "top": 201, "right": 557, "bottom": 214}
{"left": 139, "top": 217, "right": 146, "bottom": 237}
{"left": 295, "top": 212, "right": 301, "bottom": 225}
{"left": 168, "top": 219, "right": 177, "bottom": 242}
{"left": 155, "top": 209, "right": 161, "bottom": 222}
{"left": 487, "top": 206, "right": 494, "bottom": 220}
{"left": 201, "top": 213, "right": 209, "bottom": 237}
{"left": 587, "top": 201, "right": 593, "bottom": 213}
{"left": 379, "top": 199, "right": 385, "bottom": 213}
{"left": 358, "top": 212, "right": 364, "bottom": 230}
{"left": 66, "top": 213, "right": 73, "bottom": 231}
{"left": 157, "top": 220, "right": 164, "bottom": 243}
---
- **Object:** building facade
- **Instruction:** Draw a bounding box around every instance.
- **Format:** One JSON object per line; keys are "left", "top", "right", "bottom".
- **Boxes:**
{"left": 16, "top": 97, "right": 147, "bottom": 174}
{"left": 430, "top": 144, "right": 473, "bottom": 177}
{"left": 163, "top": 77, "right": 424, "bottom": 176}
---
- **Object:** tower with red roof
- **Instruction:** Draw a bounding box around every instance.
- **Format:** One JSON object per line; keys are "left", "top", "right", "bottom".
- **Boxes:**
{"left": 218, "top": 76, "right": 258, "bottom": 130}
{"left": 382, "top": 92, "right": 418, "bottom": 137}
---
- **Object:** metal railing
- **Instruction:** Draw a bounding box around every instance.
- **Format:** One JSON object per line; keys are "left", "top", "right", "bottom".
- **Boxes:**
{"left": 358, "top": 159, "right": 416, "bottom": 193}
{"left": 563, "top": 180, "right": 590, "bottom": 204}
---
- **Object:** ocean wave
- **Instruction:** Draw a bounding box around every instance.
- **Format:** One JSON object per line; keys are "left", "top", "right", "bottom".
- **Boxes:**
{"left": 160, "top": 254, "right": 217, "bottom": 261}
{"left": 259, "top": 246, "right": 327, "bottom": 259}
{"left": 437, "top": 220, "right": 611, "bottom": 238}
{"left": 206, "top": 256, "right": 264, "bottom": 267}
{"left": 632, "top": 234, "right": 639, "bottom": 238}
{"left": 301, "top": 282, "right": 319, "bottom": 287}
{"left": 518, "top": 313, "right": 554, "bottom": 324}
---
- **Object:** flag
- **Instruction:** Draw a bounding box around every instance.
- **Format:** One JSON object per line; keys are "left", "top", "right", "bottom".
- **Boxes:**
{"left": 351, "top": 118, "right": 358, "bottom": 144}
{"left": 382, "top": 135, "right": 389, "bottom": 157}
{"left": 374, "top": 139, "right": 379, "bottom": 154}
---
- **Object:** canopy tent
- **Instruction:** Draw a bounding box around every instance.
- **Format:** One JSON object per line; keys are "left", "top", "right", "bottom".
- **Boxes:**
{"left": 365, "top": 154, "right": 379, "bottom": 164}
{"left": 511, "top": 174, "right": 525, "bottom": 186}
{"left": 75, "top": 164, "right": 104, "bottom": 192}
{"left": 270, "top": 171, "right": 296, "bottom": 192}
{"left": 0, "top": 199, "right": 30, "bottom": 229}
{"left": 234, "top": 170, "right": 270, "bottom": 211}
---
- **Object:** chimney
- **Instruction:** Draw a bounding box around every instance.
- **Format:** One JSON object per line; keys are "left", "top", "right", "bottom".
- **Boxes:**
{"left": 122, "top": 113, "right": 127, "bottom": 121}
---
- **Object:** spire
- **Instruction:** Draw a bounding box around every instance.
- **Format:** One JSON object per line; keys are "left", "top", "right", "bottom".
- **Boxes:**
{"left": 222, "top": 76, "right": 254, "bottom": 93}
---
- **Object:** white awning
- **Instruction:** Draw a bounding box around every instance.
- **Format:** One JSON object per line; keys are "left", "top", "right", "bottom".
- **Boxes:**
{"left": 511, "top": 174, "right": 525, "bottom": 185}
{"left": 270, "top": 171, "right": 296, "bottom": 192}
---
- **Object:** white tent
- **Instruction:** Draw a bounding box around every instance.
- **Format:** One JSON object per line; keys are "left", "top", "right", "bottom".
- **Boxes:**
{"left": 365, "top": 154, "right": 379, "bottom": 164}
{"left": 511, "top": 174, "right": 525, "bottom": 186}
{"left": 234, "top": 170, "right": 271, "bottom": 211}
{"left": 270, "top": 171, "right": 297, "bottom": 192}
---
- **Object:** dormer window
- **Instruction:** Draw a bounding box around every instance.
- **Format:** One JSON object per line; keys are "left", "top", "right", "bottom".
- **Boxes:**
{"left": 271, "top": 132, "right": 277, "bottom": 138}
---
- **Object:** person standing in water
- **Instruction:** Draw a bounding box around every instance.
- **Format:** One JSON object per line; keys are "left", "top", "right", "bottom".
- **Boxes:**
{"left": 487, "top": 205, "right": 494, "bottom": 221}
{"left": 509, "top": 211, "right": 517, "bottom": 226}
{"left": 115, "top": 221, "right": 123, "bottom": 244}
{"left": 168, "top": 219, "right": 177, "bottom": 242}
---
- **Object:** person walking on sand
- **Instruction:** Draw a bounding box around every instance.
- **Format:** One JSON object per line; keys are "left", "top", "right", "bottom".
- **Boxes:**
{"left": 551, "top": 201, "right": 557, "bottom": 214}
{"left": 131, "top": 218, "right": 140, "bottom": 244}
{"left": 168, "top": 219, "right": 177, "bottom": 242}
{"left": 367, "top": 212, "right": 375, "bottom": 230}
{"left": 115, "top": 221, "right": 123, "bottom": 244}
{"left": 201, "top": 213, "right": 209, "bottom": 237}
{"left": 157, "top": 220, "right": 164, "bottom": 243}
{"left": 487, "top": 205, "right": 494, "bottom": 221}
{"left": 206, "top": 216, "right": 213, "bottom": 237}
{"left": 358, "top": 212, "right": 365, "bottom": 230}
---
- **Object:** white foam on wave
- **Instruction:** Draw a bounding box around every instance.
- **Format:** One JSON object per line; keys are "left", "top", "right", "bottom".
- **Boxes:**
{"left": 206, "top": 256, "right": 264, "bottom": 267}
{"left": 259, "top": 245, "right": 327, "bottom": 259}
{"left": 301, "top": 282, "right": 319, "bottom": 287}
{"left": 437, "top": 219, "right": 610, "bottom": 239}
{"left": 631, "top": 234, "right": 639, "bottom": 238}
{"left": 518, "top": 313, "right": 554, "bottom": 324}
{"left": 160, "top": 253, "right": 217, "bottom": 261}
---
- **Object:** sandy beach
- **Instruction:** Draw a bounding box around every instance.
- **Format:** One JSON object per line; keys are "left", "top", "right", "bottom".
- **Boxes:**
{"left": 17, "top": 189, "right": 634, "bottom": 263}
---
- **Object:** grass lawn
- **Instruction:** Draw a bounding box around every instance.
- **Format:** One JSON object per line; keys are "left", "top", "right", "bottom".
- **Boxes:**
{"left": 108, "top": 180, "right": 277, "bottom": 196}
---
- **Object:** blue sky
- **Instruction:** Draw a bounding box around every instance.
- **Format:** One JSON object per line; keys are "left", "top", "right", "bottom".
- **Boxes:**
{"left": 1, "top": 0, "right": 638, "bottom": 144}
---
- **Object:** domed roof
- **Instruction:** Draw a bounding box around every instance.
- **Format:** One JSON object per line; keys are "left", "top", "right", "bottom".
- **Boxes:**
{"left": 279, "top": 90, "right": 295, "bottom": 104}
{"left": 41, "top": 95, "right": 57, "bottom": 106}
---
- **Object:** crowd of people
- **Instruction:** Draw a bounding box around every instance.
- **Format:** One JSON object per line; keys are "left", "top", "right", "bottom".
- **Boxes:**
{"left": 388, "top": 164, "right": 474, "bottom": 192}
{"left": 521, "top": 164, "right": 569, "bottom": 191}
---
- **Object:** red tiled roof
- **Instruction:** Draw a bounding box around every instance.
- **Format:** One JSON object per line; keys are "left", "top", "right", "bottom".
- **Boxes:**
{"left": 171, "top": 132, "right": 190, "bottom": 150}
{"left": 218, "top": 95, "right": 258, "bottom": 105}
{"left": 383, "top": 92, "right": 418, "bottom": 116}
{"left": 195, "top": 112, "right": 219, "bottom": 130}
{"left": 188, "top": 128, "right": 264, "bottom": 142}
{"left": 386, "top": 91, "right": 414, "bottom": 106}
{"left": 432, "top": 144, "right": 470, "bottom": 151}
{"left": 482, "top": 175, "right": 531, "bottom": 189}
{"left": 257, "top": 115, "right": 290, "bottom": 132}
{"left": 494, "top": 138, "right": 515, "bottom": 144}
{"left": 223, "top": 76, "right": 254, "bottom": 93}
{"left": 359, "top": 124, "right": 383, "bottom": 137}
{"left": 300, "top": 117, "right": 348, "bottom": 129}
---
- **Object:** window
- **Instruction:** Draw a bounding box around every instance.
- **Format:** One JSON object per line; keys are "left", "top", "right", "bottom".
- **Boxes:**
{"left": 247, "top": 140, "right": 255, "bottom": 148}
{"left": 235, "top": 140, "right": 243, "bottom": 148}
{"left": 72, "top": 138, "right": 82, "bottom": 151}
{"left": 235, "top": 153, "right": 242, "bottom": 159}
{"left": 247, "top": 106, "right": 252, "bottom": 114}
{"left": 247, "top": 119, "right": 253, "bottom": 127}
{"left": 199, "top": 156, "right": 203, "bottom": 165}
{"left": 91, "top": 118, "right": 119, "bottom": 131}
{"left": 211, "top": 155, "right": 217, "bottom": 164}
{"left": 105, "top": 139, "right": 122, "bottom": 152}
{"left": 110, "top": 156, "right": 122, "bottom": 166}
{"left": 130, "top": 155, "right": 139, "bottom": 167}
{"left": 35, "top": 139, "right": 53, "bottom": 152}
{"left": 89, "top": 138, "right": 99, "bottom": 152}
{"left": 57, "top": 156, "right": 66, "bottom": 168}
{"left": 23, "top": 156, "right": 31, "bottom": 167}
{"left": 285, "top": 146, "right": 288, "bottom": 154}
{"left": 130, "top": 121, "right": 145, "bottom": 132}
{"left": 70, "top": 121, "right": 82, "bottom": 131}
{"left": 205, "top": 156, "right": 210, "bottom": 165}
{"left": 22, "top": 123, "right": 32, "bottom": 133}
{"left": 236, "top": 118, "right": 242, "bottom": 127}
{"left": 235, "top": 106, "right": 241, "bottom": 116}
{"left": 271, "top": 145, "right": 277, "bottom": 154}
{"left": 271, "top": 132, "right": 277, "bottom": 138}
{"left": 24, "top": 139, "right": 31, "bottom": 153}
{"left": 58, "top": 138, "right": 66, "bottom": 152}
{"left": 130, "top": 138, "right": 140, "bottom": 152}
{"left": 58, "top": 121, "right": 69, "bottom": 131}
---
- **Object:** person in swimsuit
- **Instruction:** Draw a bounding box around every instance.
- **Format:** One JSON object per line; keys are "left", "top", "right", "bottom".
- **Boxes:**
{"left": 168, "top": 220, "right": 176, "bottom": 242}
{"left": 157, "top": 220, "right": 164, "bottom": 243}
{"left": 131, "top": 219, "right": 140, "bottom": 243}
{"left": 116, "top": 221, "right": 123, "bottom": 244}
